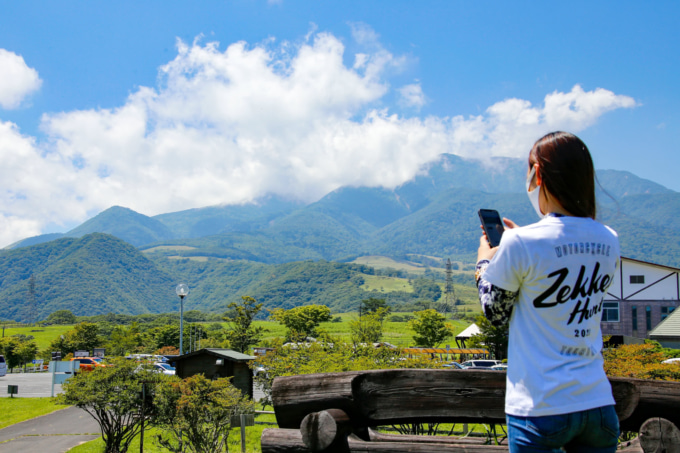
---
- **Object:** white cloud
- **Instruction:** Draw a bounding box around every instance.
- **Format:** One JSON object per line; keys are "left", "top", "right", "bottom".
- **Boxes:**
{"left": 447, "top": 85, "right": 637, "bottom": 159}
{"left": 0, "top": 29, "right": 637, "bottom": 247}
{"left": 0, "top": 49, "right": 42, "bottom": 109}
{"left": 398, "top": 82, "right": 426, "bottom": 109}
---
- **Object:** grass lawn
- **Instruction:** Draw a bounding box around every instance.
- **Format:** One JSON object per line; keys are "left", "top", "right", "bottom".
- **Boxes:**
{"left": 1, "top": 324, "right": 72, "bottom": 351}
{"left": 69, "top": 411, "right": 278, "bottom": 453}
{"left": 361, "top": 274, "right": 413, "bottom": 292}
{"left": 0, "top": 397, "right": 70, "bottom": 429}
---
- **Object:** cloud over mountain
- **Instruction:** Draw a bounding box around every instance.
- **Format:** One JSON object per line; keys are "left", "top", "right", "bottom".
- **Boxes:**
{"left": 0, "top": 28, "right": 636, "bottom": 247}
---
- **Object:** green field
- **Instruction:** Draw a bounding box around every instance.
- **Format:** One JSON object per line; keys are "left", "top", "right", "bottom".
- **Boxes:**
{"left": 252, "top": 313, "right": 473, "bottom": 348}
{"left": 1, "top": 325, "right": 72, "bottom": 350}
{"left": 352, "top": 255, "right": 434, "bottom": 274}
{"left": 361, "top": 274, "right": 413, "bottom": 292}
{"left": 142, "top": 245, "right": 197, "bottom": 253}
{"left": 0, "top": 398, "right": 69, "bottom": 429}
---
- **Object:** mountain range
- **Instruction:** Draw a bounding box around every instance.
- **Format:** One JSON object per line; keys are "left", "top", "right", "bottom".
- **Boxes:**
{"left": 2, "top": 154, "right": 678, "bottom": 320}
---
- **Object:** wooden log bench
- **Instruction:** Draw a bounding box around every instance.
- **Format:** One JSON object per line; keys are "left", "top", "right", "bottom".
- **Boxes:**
{"left": 261, "top": 369, "right": 680, "bottom": 453}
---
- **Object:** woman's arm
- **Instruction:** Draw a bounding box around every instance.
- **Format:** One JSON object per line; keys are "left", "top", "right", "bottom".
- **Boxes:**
{"left": 476, "top": 260, "right": 518, "bottom": 327}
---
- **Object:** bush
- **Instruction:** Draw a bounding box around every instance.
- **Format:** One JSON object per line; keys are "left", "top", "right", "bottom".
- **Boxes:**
{"left": 59, "top": 358, "right": 163, "bottom": 453}
{"left": 154, "top": 375, "right": 254, "bottom": 452}
{"left": 604, "top": 343, "right": 680, "bottom": 380}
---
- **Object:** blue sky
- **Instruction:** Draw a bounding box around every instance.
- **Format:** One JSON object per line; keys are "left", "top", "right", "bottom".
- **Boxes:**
{"left": 0, "top": 1, "right": 677, "bottom": 246}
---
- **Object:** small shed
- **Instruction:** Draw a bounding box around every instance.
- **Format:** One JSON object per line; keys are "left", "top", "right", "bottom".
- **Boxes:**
{"left": 174, "top": 348, "right": 255, "bottom": 397}
{"left": 648, "top": 308, "right": 680, "bottom": 349}
{"left": 455, "top": 323, "right": 481, "bottom": 348}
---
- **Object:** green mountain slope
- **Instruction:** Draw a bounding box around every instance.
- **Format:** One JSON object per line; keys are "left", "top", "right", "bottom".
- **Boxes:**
{"left": 153, "top": 196, "right": 302, "bottom": 238}
{"left": 366, "top": 189, "right": 537, "bottom": 261}
{"left": 66, "top": 206, "right": 176, "bottom": 246}
{"left": 0, "top": 233, "right": 176, "bottom": 320}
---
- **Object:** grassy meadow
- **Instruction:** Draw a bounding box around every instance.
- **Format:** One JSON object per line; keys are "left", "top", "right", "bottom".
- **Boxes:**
{"left": 0, "top": 397, "right": 69, "bottom": 429}
{"left": 4, "top": 308, "right": 482, "bottom": 354}
{"left": 1, "top": 324, "right": 72, "bottom": 350}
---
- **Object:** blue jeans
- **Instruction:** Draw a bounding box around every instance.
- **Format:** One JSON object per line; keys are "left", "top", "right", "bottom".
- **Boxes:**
{"left": 506, "top": 405, "right": 619, "bottom": 453}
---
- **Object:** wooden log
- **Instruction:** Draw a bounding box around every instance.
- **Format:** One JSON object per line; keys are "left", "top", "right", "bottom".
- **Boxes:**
{"left": 610, "top": 378, "right": 640, "bottom": 422}
{"left": 273, "top": 371, "right": 362, "bottom": 429}
{"left": 301, "top": 409, "right": 352, "bottom": 452}
{"left": 261, "top": 428, "right": 311, "bottom": 453}
{"left": 618, "top": 379, "right": 680, "bottom": 432}
{"left": 368, "top": 429, "right": 505, "bottom": 446}
{"left": 347, "top": 434, "right": 510, "bottom": 452}
{"left": 356, "top": 369, "right": 506, "bottom": 425}
{"left": 272, "top": 370, "right": 680, "bottom": 431}
{"left": 273, "top": 369, "right": 506, "bottom": 429}
{"left": 262, "top": 429, "right": 510, "bottom": 453}
{"left": 639, "top": 418, "right": 680, "bottom": 453}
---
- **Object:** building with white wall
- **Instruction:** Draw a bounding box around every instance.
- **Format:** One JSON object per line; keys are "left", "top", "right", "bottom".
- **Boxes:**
{"left": 602, "top": 257, "right": 680, "bottom": 339}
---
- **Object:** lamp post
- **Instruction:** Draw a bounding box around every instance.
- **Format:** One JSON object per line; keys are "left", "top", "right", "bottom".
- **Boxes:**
{"left": 175, "top": 283, "right": 189, "bottom": 355}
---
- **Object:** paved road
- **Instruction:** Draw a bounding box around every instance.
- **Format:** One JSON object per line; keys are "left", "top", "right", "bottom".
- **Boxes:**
{"left": 0, "top": 372, "right": 101, "bottom": 452}
{"left": 0, "top": 406, "right": 100, "bottom": 452}
{"left": 0, "top": 372, "right": 63, "bottom": 398}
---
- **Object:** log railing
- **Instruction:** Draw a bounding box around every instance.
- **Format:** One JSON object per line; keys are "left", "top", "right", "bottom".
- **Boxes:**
{"left": 261, "top": 369, "right": 680, "bottom": 453}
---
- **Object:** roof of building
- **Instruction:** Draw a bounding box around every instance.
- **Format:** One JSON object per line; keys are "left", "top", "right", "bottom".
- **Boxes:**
{"left": 621, "top": 256, "right": 680, "bottom": 272}
{"left": 175, "top": 348, "right": 255, "bottom": 362}
{"left": 649, "top": 308, "right": 680, "bottom": 338}
{"left": 456, "top": 323, "right": 481, "bottom": 339}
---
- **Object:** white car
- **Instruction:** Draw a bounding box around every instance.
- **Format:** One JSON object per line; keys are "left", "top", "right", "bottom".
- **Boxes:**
{"left": 153, "top": 362, "right": 176, "bottom": 375}
{"left": 662, "top": 358, "right": 680, "bottom": 365}
{"left": 0, "top": 355, "right": 6, "bottom": 377}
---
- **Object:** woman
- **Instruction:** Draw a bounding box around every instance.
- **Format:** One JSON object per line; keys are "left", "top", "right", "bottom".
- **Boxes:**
{"left": 476, "top": 131, "right": 620, "bottom": 452}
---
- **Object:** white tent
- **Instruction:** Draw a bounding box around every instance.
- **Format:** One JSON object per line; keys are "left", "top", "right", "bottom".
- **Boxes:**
{"left": 455, "top": 323, "right": 481, "bottom": 347}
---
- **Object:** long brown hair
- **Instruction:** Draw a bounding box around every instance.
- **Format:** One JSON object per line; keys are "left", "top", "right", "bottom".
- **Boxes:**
{"left": 529, "top": 131, "right": 596, "bottom": 219}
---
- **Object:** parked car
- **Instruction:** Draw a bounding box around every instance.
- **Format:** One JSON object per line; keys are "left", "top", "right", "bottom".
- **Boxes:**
{"left": 0, "top": 355, "right": 6, "bottom": 377}
{"left": 490, "top": 364, "right": 508, "bottom": 371}
{"left": 153, "top": 362, "right": 176, "bottom": 375}
{"left": 442, "top": 362, "right": 465, "bottom": 369}
{"left": 70, "top": 357, "right": 106, "bottom": 372}
{"left": 460, "top": 359, "right": 502, "bottom": 368}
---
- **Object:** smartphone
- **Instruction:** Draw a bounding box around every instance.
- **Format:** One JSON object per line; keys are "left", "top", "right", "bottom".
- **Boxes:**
{"left": 478, "top": 209, "right": 505, "bottom": 248}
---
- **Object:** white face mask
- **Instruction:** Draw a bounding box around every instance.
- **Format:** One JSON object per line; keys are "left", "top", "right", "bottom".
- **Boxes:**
{"left": 526, "top": 166, "right": 547, "bottom": 219}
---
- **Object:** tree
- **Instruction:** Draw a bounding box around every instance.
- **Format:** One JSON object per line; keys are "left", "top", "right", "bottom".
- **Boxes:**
{"left": 59, "top": 359, "right": 162, "bottom": 453}
{"left": 409, "top": 309, "right": 454, "bottom": 347}
{"left": 45, "top": 309, "right": 77, "bottom": 325}
{"left": 149, "top": 324, "right": 180, "bottom": 350}
{"left": 107, "top": 323, "right": 143, "bottom": 356}
{"left": 350, "top": 309, "right": 387, "bottom": 344}
{"left": 0, "top": 337, "right": 21, "bottom": 369}
{"left": 468, "top": 315, "right": 509, "bottom": 360}
{"left": 270, "top": 304, "right": 333, "bottom": 341}
{"left": 360, "top": 298, "right": 391, "bottom": 319}
{"left": 0, "top": 336, "right": 38, "bottom": 370}
{"left": 16, "top": 340, "right": 38, "bottom": 371}
{"left": 154, "top": 374, "right": 254, "bottom": 453}
{"left": 48, "top": 322, "right": 103, "bottom": 356}
{"left": 411, "top": 278, "right": 442, "bottom": 302}
{"left": 223, "top": 296, "right": 267, "bottom": 353}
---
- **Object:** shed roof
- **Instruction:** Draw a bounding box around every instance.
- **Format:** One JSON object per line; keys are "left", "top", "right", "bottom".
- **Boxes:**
{"left": 456, "top": 323, "right": 481, "bottom": 339}
{"left": 175, "top": 348, "right": 255, "bottom": 362}
{"left": 649, "top": 309, "right": 680, "bottom": 338}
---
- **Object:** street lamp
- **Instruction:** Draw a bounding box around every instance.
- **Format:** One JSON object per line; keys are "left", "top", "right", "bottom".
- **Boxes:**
{"left": 175, "top": 283, "right": 189, "bottom": 355}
